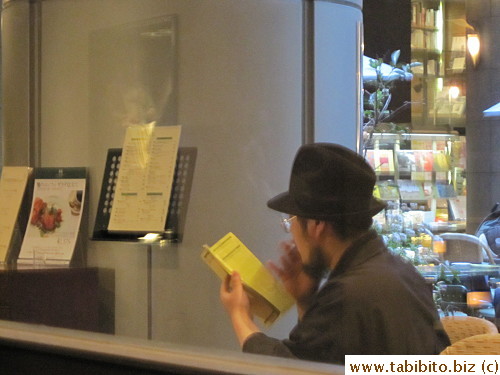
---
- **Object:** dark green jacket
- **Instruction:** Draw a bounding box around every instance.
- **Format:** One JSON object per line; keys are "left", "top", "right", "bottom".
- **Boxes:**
{"left": 243, "top": 230, "right": 450, "bottom": 364}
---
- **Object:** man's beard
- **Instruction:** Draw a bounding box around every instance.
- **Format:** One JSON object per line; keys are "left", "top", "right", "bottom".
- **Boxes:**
{"left": 302, "top": 246, "right": 329, "bottom": 280}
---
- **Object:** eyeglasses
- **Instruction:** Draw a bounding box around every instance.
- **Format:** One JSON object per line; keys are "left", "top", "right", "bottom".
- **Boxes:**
{"left": 280, "top": 215, "right": 297, "bottom": 233}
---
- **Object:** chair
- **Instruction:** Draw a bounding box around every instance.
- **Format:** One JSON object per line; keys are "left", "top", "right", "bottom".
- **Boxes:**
{"left": 478, "top": 233, "right": 500, "bottom": 264}
{"left": 440, "top": 333, "right": 500, "bottom": 354}
{"left": 477, "top": 285, "right": 500, "bottom": 329}
{"left": 438, "top": 284, "right": 468, "bottom": 316}
{"left": 440, "top": 316, "right": 498, "bottom": 344}
{"left": 440, "top": 233, "right": 496, "bottom": 264}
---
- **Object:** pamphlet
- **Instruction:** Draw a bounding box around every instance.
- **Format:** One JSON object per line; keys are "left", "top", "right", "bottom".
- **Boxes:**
{"left": 365, "top": 150, "right": 394, "bottom": 175}
{"left": 413, "top": 151, "right": 433, "bottom": 172}
{"left": 451, "top": 139, "right": 466, "bottom": 169}
{"left": 411, "top": 171, "right": 433, "bottom": 181}
{"left": 397, "top": 180, "right": 426, "bottom": 201}
{"left": 396, "top": 150, "right": 416, "bottom": 174}
{"left": 436, "top": 182, "right": 457, "bottom": 198}
{"left": 0, "top": 167, "right": 33, "bottom": 263}
{"left": 373, "top": 180, "right": 400, "bottom": 201}
{"left": 18, "top": 168, "right": 87, "bottom": 265}
{"left": 448, "top": 196, "right": 466, "bottom": 220}
{"left": 451, "top": 36, "right": 466, "bottom": 53}
{"left": 201, "top": 232, "right": 295, "bottom": 326}
{"left": 451, "top": 57, "right": 466, "bottom": 73}
{"left": 423, "top": 181, "right": 435, "bottom": 199}
{"left": 433, "top": 151, "right": 449, "bottom": 172}
{"left": 375, "top": 150, "right": 395, "bottom": 174}
{"left": 410, "top": 140, "right": 433, "bottom": 150}
{"left": 108, "top": 124, "right": 181, "bottom": 233}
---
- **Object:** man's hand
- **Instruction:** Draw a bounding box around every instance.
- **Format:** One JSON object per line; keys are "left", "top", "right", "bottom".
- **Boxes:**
{"left": 220, "top": 272, "right": 260, "bottom": 346}
{"left": 268, "top": 240, "right": 319, "bottom": 318}
{"left": 220, "top": 271, "right": 251, "bottom": 317}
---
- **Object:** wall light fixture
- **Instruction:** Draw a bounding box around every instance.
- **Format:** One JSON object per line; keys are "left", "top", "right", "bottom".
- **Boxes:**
{"left": 467, "top": 33, "right": 480, "bottom": 67}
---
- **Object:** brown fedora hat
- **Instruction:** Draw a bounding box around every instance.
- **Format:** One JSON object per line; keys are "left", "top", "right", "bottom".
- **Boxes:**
{"left": 267, "top": 143, "right": 386, "bottom": 220}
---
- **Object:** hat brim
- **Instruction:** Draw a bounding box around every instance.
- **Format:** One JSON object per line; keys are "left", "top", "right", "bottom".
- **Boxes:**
{"left": 267, "top": 191, "right": 387, "bottom": 220}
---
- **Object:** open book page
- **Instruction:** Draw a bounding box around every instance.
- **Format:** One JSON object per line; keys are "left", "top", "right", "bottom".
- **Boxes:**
{"left": 201, "top": 232, "right": 295, "bottom": 325}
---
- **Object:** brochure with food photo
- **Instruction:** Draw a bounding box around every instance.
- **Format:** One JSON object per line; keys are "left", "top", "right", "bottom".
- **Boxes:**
{"left": 17, "top": 168, "right": 87, "bottom": 266}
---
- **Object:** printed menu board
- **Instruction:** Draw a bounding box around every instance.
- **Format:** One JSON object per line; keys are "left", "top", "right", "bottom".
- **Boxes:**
{"left": 107, "top": 125, "right": 181, "bottom": 233}
{"left": 18, "top": 168, "right": 86, "bottom": 265}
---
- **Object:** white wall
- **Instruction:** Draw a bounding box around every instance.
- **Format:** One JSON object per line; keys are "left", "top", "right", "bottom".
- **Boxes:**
{"left": 3, "top": 0, "right": 362, "bottom": 355}
{"left": 1, "top": 0, "right": 32, "bottom": 166}
{"left": 39, "top": 0, "right": 303, "bottom": 348}
{"left": 313, "top": 0, "right": 362, "bottom": 149}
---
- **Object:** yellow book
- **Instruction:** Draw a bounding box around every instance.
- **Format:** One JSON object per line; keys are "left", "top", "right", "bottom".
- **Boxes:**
{"left": 201, "top": 232, "right": 295, "bottom": 326}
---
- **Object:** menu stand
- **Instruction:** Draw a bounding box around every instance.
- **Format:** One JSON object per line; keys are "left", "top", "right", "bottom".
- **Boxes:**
{"left": 92, "top": 147, "right": 197, "bottom": 339}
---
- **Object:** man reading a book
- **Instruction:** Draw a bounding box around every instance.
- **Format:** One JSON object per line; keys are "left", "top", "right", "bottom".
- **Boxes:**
{"left": 220, "top": 143, "right": 449, "bottom": 364}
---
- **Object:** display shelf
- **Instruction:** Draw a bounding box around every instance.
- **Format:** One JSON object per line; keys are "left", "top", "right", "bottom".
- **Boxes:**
{"left": 366, "top": 132, "right": 466, "bottom": 228}
{"left": 410, "top": 0, "right": 467, "bottom": 131}
{"left": 0, "top": 266, "right": 114, "bottom": 334}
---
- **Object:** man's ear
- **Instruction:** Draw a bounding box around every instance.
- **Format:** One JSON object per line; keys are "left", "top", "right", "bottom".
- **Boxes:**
{"left": 307, "top": 219, "right": 327, "bottom": 239}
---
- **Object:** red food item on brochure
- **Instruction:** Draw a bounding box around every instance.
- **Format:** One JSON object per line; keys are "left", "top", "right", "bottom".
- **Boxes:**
{"left": 30, "top": 197, "right": 63, "bottom": 235}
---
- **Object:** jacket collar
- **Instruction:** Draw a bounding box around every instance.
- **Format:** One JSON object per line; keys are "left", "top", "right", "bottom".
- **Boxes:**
{"left": 329, "top": 229, "right": 386, "bottom": 278}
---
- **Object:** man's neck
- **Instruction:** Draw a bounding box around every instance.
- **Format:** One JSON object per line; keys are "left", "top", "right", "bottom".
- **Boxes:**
{"left": 324, "top": 236, "right": 354, "bottom": 270}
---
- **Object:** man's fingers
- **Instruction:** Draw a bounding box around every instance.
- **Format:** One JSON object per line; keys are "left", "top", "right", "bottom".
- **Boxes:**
{"left": 286, "top": 245, "right": 302, "bottom": 262}
{"left": 267, "top": 261, "right": 284, "bottom": 278}
{"left": 280, "top": 240, "right": 295, "bottom": 253}
{"left": 280, "top": 240, "right": 301, "bottom": 262}
{"left": 231, "top": 271, "right": 241, "bottom": 284}
{"left": 280, "top": 253, "right": 294, "bottom": 271}
{"left": 221, "top": 274, "right": 232, "bottom": 294}
{"left": 229, "top": 271, "right": 243, "bottom": 291}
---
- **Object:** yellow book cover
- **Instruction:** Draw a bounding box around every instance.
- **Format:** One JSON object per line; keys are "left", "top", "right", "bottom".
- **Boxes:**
{"left": 201, "top": 232, "right": 295, "bottom": 326}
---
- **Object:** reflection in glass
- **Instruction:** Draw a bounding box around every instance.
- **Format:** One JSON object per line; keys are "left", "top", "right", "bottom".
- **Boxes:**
{"left": 89, "top": 15, "right": 177, "bottom": 131}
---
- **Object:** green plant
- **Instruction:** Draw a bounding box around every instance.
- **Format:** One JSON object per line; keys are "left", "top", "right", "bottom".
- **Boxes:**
{"left": 363, "top": 50, "right": 421, "bottom": 152}
{"left": 382, "top": 231, "right": 425, "bottom": 266}
{"left": 436, "top": 263, "right": 462, "bottom": 285}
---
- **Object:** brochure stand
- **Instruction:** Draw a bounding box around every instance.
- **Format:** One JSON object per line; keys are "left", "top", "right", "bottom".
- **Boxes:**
{"left": 17, "top": 167, "right": 88, "bottom": 267}
{"left": 92, "top": 147, "right": 197, "bottom": 244}
{"left": 0, "top": 167, "right": 33, "bottom": 265}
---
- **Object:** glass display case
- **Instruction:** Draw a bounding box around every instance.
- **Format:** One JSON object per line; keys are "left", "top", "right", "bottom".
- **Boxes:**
{"left": 0, "top": 0, "right": 364, "bottom": 371}
{"left": 410, "top": 0, "right": 467, "bottom": 131}
{"left": 366, "top": 132, "right": 466, "bottom": 234}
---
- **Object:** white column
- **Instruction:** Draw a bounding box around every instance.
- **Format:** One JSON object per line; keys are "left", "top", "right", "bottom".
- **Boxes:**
{"left": 312, "top": 0, "right": 363, "bottom": 151}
